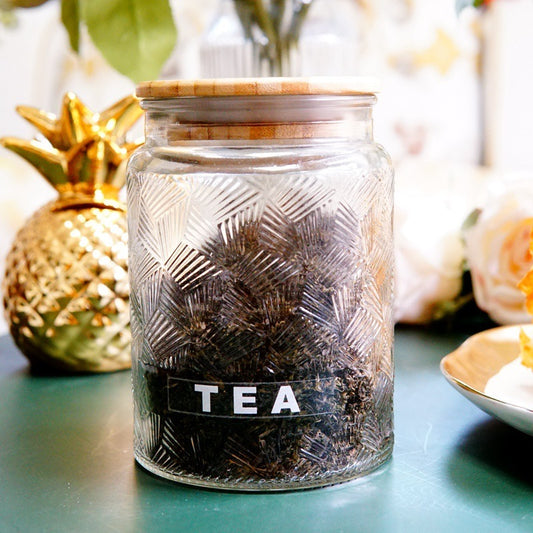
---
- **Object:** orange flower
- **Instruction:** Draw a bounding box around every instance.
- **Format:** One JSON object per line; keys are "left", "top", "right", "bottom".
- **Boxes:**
{"left": 464, "top": 183, "right": 533, "bottom": 324}
{"left": 518, "top": 228, "right": 533, "bottom": 315}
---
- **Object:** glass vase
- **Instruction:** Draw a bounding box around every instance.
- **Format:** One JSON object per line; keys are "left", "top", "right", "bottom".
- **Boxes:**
{"left": 200, "top": 0, "right": 359, "bottom": 77}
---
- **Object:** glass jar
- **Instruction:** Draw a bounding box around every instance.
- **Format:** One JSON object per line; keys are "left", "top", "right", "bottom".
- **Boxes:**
{"left": 128, "top": 78, "right": 394, "bottom": 491}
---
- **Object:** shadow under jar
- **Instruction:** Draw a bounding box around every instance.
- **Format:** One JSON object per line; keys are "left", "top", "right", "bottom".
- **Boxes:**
{"left": 128, "top": 78, "right": 394, "bottom": 491}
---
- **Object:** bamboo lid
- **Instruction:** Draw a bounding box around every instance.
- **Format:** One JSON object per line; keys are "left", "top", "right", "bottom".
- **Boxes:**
{"left": 136, "top": 77, "right": 380, "bottom": 99}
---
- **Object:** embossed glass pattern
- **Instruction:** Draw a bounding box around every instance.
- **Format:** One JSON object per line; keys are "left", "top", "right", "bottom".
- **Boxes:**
{"left": 128, "top": 80, "right": 394, "bottom": 490}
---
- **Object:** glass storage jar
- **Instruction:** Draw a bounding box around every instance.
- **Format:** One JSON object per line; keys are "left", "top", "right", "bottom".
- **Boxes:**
{"left": 128, "top": 78, "right": 394, "bottom": 491}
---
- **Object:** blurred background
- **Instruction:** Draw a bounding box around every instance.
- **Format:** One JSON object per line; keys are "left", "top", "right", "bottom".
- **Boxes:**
{"left": 1, "top": 0, "right": 532, "bottom": 334}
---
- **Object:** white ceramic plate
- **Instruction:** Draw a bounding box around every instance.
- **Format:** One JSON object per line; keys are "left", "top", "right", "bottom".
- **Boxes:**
{"left": 441, "top": 325, "right": 533, "bottom": 436}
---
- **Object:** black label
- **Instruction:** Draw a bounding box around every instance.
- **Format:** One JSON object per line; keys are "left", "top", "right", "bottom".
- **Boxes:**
{"left": 167, "top": 377, "right": 339, "bottom": 419}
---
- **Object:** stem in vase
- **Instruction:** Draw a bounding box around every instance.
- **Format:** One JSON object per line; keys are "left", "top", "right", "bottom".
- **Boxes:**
{"left": 233, "top": 0, "right": 315, "bottom": 76}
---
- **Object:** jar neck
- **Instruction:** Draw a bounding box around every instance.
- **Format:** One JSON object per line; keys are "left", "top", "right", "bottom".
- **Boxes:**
{"left": 141, "top": 94, "right": 375, "bottom": 145}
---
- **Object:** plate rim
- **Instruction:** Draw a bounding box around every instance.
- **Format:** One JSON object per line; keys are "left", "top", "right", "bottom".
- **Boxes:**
{"left": 440, "top": 324, "right": 533, "bottom": 415}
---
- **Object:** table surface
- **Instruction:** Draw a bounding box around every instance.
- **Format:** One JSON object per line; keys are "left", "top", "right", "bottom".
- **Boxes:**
{"left": 1, "top": 328, "right": 532, "bottom": 533}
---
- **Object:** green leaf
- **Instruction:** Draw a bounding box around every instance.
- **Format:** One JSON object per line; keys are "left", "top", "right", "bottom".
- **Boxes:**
{"left": 61, "top": 0, "right": 80, "bottom": 53}
{"left": 80, "top": 0, "right": 177, "bottom": 83}
{"left": 461, "top": 208, "right": 482, "bottom": 232}
{"left": 456, "top": 0, "right": 487, "bottom": 15}
{"left": 6, "top": 0, "right": 49, "bottom": 7}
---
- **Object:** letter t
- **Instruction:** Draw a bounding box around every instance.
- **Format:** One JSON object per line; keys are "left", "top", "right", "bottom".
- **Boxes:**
{"left": 194, "top": 384, "right": 219, "bottom": 413}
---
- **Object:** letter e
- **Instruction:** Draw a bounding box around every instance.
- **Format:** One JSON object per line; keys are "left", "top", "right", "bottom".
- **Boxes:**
{"left": 234, "top": 386, "right": 257, "bottom": 415}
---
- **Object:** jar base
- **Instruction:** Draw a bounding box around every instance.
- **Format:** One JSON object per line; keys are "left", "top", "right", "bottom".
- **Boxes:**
{"left": 134, "top": 442, "right": 393, "bottom": 492}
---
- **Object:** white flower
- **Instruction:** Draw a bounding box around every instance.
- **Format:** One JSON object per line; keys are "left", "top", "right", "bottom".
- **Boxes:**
{"left": 395, "top": 205, "right": 465, "bottom": 324}
{"left": 464, "top": 180, "right": 533, "bottom": 325}
{"left": 394, "top": 159, "right": 492, "bottom": 324}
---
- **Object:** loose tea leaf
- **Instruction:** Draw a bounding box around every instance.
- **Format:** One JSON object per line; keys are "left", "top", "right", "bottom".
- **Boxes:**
{"left": 134, "top": 206, "right": 393, "bottom": 487}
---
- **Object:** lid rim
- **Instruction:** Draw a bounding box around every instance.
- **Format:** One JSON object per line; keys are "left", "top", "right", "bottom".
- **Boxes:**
{"left": 136, "top": 77, "right": 380, "bottom": 99}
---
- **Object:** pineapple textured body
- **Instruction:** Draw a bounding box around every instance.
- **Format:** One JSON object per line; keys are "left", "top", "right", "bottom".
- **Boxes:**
{"left": 1, "top": 93, "right": 142, "bottom": 372}
{"left": 3, "top": 200, "right": 130, "bottom": 372}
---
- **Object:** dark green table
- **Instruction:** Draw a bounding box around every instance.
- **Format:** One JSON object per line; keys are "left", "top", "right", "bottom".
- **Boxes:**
{"left": 1, "top": 328, "right": 532, "bottom": 533}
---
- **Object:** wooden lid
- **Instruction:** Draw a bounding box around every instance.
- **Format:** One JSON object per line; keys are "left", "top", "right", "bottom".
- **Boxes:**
{"left": 136, "top": 77, "right": 380, "bottom": 99}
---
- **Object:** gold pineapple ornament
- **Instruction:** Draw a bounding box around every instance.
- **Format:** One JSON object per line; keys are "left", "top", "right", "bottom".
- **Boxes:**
{"left": 1, "top": 93, "right": 143, "bottom": 373}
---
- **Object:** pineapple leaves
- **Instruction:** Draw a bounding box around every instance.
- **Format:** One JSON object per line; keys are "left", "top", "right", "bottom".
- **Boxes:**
{"left": 1, "top": 94, "right": 142, "bottom": 190}
{"left": 97, "top": 94, "right": 144, "bottom": 141}
{"left": 0, "top": 138, "right": 68, "bottom": 185}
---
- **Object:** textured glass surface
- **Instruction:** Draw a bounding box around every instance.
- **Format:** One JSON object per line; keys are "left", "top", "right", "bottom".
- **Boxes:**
{"left": 128, "top": 140, "right": 394, "bottom": 490}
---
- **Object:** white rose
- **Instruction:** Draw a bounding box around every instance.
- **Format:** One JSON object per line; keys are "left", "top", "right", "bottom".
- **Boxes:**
{"left": 464, "top": 181, "right": 533, "bottom": 325}
{"left": 394, "top": 159, "right": 492, "bottom": 324}
{"left": 394, "top": 206, "right": 465, "bottom": 324}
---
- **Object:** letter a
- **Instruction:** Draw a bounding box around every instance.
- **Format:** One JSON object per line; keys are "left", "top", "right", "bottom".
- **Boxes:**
{"left": 271, "top": 385, "right": 300, "bottom": 414}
